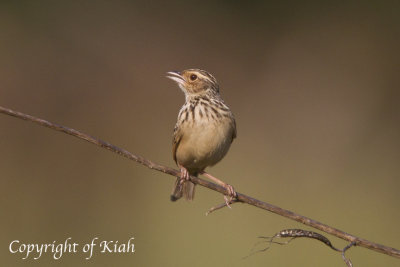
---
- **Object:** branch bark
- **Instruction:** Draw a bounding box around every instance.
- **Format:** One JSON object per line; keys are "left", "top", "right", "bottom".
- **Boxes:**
{"left": 1, "top": 105, "right": 399, "bottom": 259}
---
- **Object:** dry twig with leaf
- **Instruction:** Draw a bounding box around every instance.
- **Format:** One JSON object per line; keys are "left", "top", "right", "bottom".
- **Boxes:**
{"left": 1, "top": 105, "right": 399, "bottom": 265}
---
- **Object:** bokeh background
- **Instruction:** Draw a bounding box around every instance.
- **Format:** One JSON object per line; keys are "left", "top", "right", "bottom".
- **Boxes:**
{"left": 0, "top": 1, "right": 399, "bottom": 266}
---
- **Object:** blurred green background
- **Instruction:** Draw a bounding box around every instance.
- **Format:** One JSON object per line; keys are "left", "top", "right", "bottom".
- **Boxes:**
{"left": 0, "top": 1, "right": 399, "bottom": 266}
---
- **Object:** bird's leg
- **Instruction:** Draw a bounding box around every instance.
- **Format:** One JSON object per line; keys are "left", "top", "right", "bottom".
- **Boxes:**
{"left": 179, "top": 165, "right": 190, "bottom": 185}
{"left": 200, "top": 171, "right": 237, "bottom": 208}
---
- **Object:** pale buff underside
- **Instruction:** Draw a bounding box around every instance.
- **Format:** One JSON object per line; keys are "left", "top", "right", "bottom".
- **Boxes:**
{"left": 175, "top": 114, "right": 234, "bottom": 174}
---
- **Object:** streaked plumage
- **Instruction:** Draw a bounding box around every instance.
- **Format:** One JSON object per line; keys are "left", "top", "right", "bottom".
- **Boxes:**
{"left": 167, "top": 69, "right": 236, "bottom": 201}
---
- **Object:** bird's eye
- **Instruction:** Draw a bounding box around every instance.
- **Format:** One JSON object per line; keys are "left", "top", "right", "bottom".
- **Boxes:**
{"left": 190, "top": 74, "right": 197, "bottom": 81}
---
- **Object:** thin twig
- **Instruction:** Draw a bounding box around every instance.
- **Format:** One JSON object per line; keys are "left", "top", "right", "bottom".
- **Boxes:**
{"left": 252, "top": 229, "right": 356, "bottom": 266}
{"left": 259, "top": 229, "right": 342, "bottom": 252}
{"left": 342, "top": 242, "right": 357, "bottom": 267}
{"left": 206, "top": 199, "right": 239, "bottom": 216}
{"left": 1, "top": 105, "right": 399, "bottom": 259}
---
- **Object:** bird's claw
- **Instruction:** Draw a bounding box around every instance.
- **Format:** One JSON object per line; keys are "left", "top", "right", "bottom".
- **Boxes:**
{"left": 179, "top": 166, "right": 190, "bottom": 185}
{"left": 223, "top": 184, "right": 237, "bottom": 208}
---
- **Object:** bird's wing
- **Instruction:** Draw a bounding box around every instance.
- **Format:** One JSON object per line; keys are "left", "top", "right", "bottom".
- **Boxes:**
{"left": 172, "top": 123, "right": 182, "bottom": 164}
{"left": 231, "top": 117, "right": 237, "bottom": 142}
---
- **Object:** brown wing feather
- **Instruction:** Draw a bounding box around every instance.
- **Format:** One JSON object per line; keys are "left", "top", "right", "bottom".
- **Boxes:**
{"left": 172, "top": 124, "right": 182, "bottom": 164}
{"left": 231, "top": 117, "right": 237, "bottom": 142}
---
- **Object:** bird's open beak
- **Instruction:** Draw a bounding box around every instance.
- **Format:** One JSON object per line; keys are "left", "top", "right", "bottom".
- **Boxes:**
{"left": 166, "top": 71, "right": 185, "bottom": 86}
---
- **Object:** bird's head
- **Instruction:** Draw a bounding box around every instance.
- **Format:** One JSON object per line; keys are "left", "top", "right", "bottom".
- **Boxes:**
{"left": 166, "top": 69, "right": 219, "bottom": 97}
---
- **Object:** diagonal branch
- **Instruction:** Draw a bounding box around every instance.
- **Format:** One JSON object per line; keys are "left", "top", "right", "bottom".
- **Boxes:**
{"left": 1, "top": 105, "right": 399, "bottom": 259}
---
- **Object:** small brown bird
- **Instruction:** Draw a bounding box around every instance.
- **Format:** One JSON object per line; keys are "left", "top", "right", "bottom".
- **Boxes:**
{"left": 166, "top": 69, "right": 237, "bottom": 205}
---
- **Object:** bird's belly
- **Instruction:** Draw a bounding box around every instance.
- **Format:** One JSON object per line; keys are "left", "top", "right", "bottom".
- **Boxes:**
{"left": 176, "top": 121, "right": 233, "bottom": 172}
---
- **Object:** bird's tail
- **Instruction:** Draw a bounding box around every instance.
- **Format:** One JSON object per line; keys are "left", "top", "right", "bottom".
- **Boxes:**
{"left": 170, "top": 176, "right": 196, "bottom": 201}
